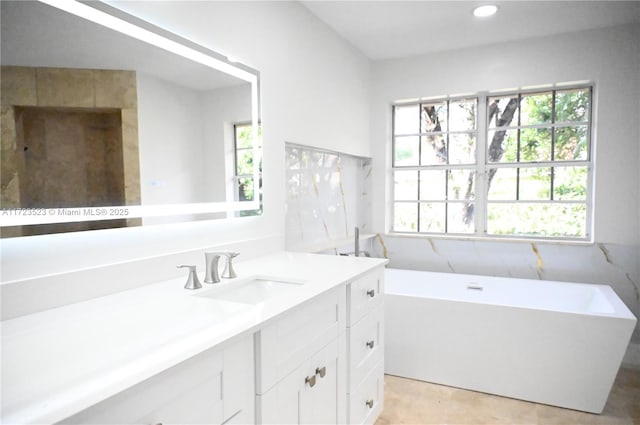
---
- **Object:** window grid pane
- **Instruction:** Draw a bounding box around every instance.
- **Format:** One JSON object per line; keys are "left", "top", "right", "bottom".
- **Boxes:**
{"left": 233, "top": 123, "right": 262, "bottom": 210}
{"left": 487, "top": 202, "right": 587, "bottom": 238}
{"left": 391, "top": 86, "right": 591, "bottom": 240}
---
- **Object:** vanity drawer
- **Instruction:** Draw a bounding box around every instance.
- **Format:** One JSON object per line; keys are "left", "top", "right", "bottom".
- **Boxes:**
{"left": 348, "top": 306, "right": 383, "bottom": 390}
{"left": 348, "top": 268, "right": 384, "bottom": 326}
{"left": 348, "top": 361, "right": 384, "bottom": 425}
{"left": 256, "top": 286, "right": 345, "bottom": 394}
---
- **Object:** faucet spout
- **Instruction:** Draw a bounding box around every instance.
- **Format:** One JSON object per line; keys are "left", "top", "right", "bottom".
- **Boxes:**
{"left": 204, "top": 252, "right": 221, "bottom": 283}
{"left": 205, "top": 252, "right": 239, "bottom": 281}
{"left": 354, "top": 226, "right": 360, "bottom": 257}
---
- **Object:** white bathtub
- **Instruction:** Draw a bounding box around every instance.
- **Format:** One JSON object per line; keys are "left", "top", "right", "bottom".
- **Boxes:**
{"left": 384, "top": 268, "right": 637, "bottom": 414}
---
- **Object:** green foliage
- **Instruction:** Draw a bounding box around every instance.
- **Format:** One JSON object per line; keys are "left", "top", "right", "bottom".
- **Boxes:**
{"left": 487, "top": 203, "right": 586, "bottom": 237}
{"left": 521, "top": 92, "right": 552, "bottom": 125}
{"left": 235, "top": 124, "right": 263, "bottom": 216}
{"left": 392, "top": 88, "right": 590, "bottom": 237}
{"left": 556, "top": 89, "right": 589, "bottom": 122}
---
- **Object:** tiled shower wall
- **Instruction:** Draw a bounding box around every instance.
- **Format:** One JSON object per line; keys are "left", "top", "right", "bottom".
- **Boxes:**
{"left": 285, "top": 144, "right": 371, "bottom": 253}
{"left": 0, "top": 66, "right": 141, "bottom": 237}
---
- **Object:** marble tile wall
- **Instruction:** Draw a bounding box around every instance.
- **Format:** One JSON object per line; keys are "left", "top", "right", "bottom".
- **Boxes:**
{"left": 285, "top": 144, "right": 371, "bottom": 253}
{"left": 0, "top": 66, "right": 141, "bottom": 237}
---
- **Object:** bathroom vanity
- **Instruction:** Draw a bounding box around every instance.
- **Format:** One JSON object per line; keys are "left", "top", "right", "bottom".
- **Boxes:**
{"left": 1, "top": 252, "right": 387, "bottom": 424}
{"left": 0, "top": 3, "right": 387, "bottom": 423}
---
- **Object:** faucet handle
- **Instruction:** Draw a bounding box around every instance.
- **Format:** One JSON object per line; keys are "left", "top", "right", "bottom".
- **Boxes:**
{"left": 177, "top": 265, "right": 202, "bottom": 290}
{"left": 221, "top": 252, "right": 239, "bottom": 279}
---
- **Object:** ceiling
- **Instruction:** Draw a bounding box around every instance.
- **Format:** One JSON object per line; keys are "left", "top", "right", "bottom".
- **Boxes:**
{"left": 301, "top": 1, "right": 640, "bottom": 60}
{"left": 1, "top": 1, "right": 245, "bottom": 91}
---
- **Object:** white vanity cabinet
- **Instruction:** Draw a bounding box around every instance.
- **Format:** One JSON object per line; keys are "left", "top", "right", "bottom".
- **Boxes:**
{"left": 255, "top": 286, "right": 347, "bottom": 425}
{"left": 59, "top": 334, "right": 254, "bottom": 425}
{"left": 3, "top": 253, "right": 390, "bottom": 424}
{"left": 346, "top": 267, "right": 385, "bottom": 425}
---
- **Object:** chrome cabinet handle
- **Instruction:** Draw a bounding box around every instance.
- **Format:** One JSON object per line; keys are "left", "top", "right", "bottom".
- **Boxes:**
{"left": 366, "top": 340, "right": 375, "bottom": 349}
{"left": 305, "top": 374, "right": 316, "bottom": 387}
{"left": 366, "top": 399, "right": 374, "bottom": 408}
{"left": 315, "top": 366, "right": 326, "bottom": 378}
{"left": 366, "top": 289, "right": 375, "bottom": 298}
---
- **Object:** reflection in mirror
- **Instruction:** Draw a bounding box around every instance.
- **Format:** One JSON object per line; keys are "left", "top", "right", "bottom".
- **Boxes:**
{"left": 0, "top": 0, "right": 261, "bottom": 238}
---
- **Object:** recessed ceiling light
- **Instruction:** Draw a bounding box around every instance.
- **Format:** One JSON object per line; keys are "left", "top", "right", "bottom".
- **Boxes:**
{"left": 473, "top": 5, "right": 498, "bottom": 17}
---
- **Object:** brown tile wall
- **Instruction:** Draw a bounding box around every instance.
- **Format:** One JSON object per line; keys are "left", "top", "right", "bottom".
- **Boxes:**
{"left": 0, "top": 66, "right": 141, "bottom": 237}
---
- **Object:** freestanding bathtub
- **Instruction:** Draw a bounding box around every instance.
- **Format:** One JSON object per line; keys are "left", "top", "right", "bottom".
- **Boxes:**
{"left": 384, "top": 268, "right": 637, "bottom": 414}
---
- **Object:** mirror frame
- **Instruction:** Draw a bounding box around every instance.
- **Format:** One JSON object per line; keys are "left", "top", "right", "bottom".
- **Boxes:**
{"left": 0, "top": 0, "right": 261, "bottom": 228}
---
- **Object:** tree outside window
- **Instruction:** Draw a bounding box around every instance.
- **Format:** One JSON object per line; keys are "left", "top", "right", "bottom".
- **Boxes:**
{"left": 392, "top": 86, "right": 592, "bottom": 240}
{"left": 234, "top": 122, "right": 262, "bottom": 216}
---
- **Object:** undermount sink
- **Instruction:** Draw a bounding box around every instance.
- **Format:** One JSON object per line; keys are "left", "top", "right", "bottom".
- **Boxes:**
{"left": 195, "top": 278, "right": 304, "bottom": 305}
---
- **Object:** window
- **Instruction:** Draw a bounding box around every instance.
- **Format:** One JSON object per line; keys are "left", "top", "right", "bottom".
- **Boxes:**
{"left": 392, "top": 86, "right": 592, "bottom": 240}
{"left": 233, "top": 122, "right": 262, "bottom": 216}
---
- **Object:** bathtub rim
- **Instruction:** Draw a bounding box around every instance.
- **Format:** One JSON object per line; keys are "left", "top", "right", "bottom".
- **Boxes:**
{"left": 384, "top": 267, "right": 637, "bottom": 321}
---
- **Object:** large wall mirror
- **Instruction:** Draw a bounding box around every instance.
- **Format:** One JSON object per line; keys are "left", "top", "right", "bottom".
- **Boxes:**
{"left": 0, "top": 0, "right": 261, "bottom": 238}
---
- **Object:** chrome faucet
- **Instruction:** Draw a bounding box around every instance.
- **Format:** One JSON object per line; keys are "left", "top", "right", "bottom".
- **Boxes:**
{"left": 204, "top": 252, "right": 222, "bottom": 284}
{"left": 177, "top": 265, "right": 202, "bottom": 290}
{"left": 221, "top": 252, "right": 239, "bottom": 279}
{"left": 338, "top": 227, "right": 371, "bottom": 257}
{"left": 205, "top": 252, "right": 239, "bottom": 280}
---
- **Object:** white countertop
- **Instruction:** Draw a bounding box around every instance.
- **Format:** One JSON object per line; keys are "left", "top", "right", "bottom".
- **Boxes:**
{"left": 1, "top": 252, "right": 387, "bottom": 424}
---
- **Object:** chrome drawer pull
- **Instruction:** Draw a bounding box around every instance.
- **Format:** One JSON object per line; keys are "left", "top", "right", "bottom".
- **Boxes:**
{"left": 316, "top": 366, "right": 326, "bottom": 378}
{"left": 305, "top": 374, "right": 316, "bottom": 387}
{"left": 365, "top": 399, "right": 374, "bottom": 409}
{"left": 366, "top": 340, "right": 375, "bottom": 349}
{"left": 366, "top": 289, "right": 375, "bottom": 298}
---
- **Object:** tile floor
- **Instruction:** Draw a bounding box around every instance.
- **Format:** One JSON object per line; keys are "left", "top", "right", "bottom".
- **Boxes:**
{"left": 375, "top": 367, "right": 640, "bottom": 425}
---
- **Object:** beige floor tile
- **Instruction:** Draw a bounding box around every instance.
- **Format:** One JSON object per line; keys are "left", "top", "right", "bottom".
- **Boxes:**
{"left": 376, "top": 368, "right": 640, "bottom": 425}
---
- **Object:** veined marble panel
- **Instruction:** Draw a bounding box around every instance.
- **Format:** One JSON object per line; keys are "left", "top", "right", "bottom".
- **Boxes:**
{"left": 285, "top": 144, "right": 371, "bottom": 253}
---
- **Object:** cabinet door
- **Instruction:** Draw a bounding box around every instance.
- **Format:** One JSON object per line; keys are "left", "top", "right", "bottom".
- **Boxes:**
{"left": 299, "top": 339, "right": 339, "bottom": 425}
{"left": 258, "top": 362, "right": 305, "bottom": 425}
{"left": 223, "top": 335, "right": 255, "bottom": 424}
{"left": 258, "top": 339, "right": 341, "bottom": 425}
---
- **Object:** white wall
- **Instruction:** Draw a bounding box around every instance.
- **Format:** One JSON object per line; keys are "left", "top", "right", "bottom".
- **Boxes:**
{"left": 137, "top": 75, "right": 251, "bottom": 225}
{"left": 201, "top": 83, "right": 253, "bottom": 204}
{"left": 137, "top": 73, "right": 207, "bottom": 208}
{"left": 0, "top": 2, "right": 371, "bottom": 302}
{"left": 370, "top": 24, "right": 640, "bottom": 363}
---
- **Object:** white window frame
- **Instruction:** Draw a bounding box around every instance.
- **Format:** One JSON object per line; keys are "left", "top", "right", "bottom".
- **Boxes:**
{"left": 233, "top": 121, "right": 254, "bottom": 202}
{"left": 390, "top": 85, "right": 594, "bottom": 242}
